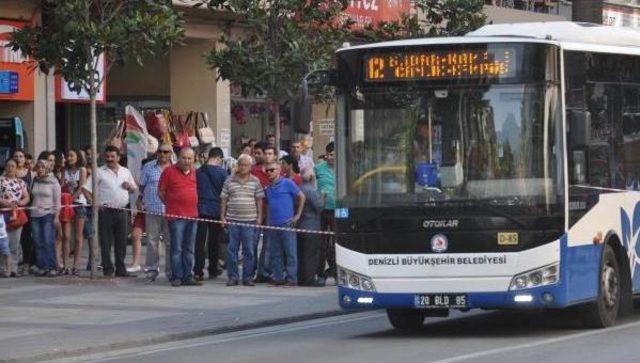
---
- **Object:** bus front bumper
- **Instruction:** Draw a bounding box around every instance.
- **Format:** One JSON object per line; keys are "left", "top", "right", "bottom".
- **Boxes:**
{"left": 338, "top": 283, "right": 569, "bottom": 310}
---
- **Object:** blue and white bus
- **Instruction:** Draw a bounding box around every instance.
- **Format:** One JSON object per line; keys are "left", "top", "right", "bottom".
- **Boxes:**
{"left": 332, "top": 22, "right": 640, "bottom": 329}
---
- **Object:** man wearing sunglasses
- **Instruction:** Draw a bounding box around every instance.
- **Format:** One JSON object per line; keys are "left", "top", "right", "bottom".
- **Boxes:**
{"left": 264, "top": 162, "right": 306, "bottom": 286}
{"left": 139, "top": 144, "right": 173, "bottom": 282}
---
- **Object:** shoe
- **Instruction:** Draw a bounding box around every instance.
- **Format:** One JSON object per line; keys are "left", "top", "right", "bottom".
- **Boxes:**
{"left": 226, "top": 280, "right": 239, "bottom": 286}
{"left": 38, "top": 268, "right": 48, "bottom": 277}
{"left": 171, "top": 280, "right": 182, "bottom": 287}
{"left": 284, "top": 281, "right": 297, "bottom": 287}
{"left": 242, "top": 280, "right": 255, "bottom": 286}
{"left": 253, "top": 275, "right": 270, "bottom": 283}
{"left": 47, "top": 269, "right": 58, "bottom": 277}
{"left": 268, "top": 279, "right": 285, "bottom": 286}
{"left": 307, "top": 278, "right": 326, "bottom": 287}
{"left": 182, "top": 279, "right": 203, "bottom": 286}
{"left": 9, "top": 272, "right": 17, "bottom": 278}
{"left": 71, "top": 268, "right": 80, "bottom": 276}
{"left": 145, "top": 270, "right": 159, "bottom": 283}
{"left": 0, "top": 272, "right": 8, "bottom": 278}
{"left": 103, "top": 271, "right": 114, "bottom": 278}
{"left": 29, "top": 265, "right": 40, "bottom": 275}
{"left": 126, "top": 265, "right": 141, "bottom": 273}
{"left": 194, "top": 274, "right": 204, "bottom": 282}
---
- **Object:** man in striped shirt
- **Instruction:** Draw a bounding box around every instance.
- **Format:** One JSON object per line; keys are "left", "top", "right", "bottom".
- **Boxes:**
{"left": 220, "top": 154, "right": 264, "bottom": 286}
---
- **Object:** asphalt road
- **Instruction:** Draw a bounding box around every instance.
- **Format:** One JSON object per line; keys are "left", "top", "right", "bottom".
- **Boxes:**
{"left": 49, "top": 307, "right": 640, "bottom": 363}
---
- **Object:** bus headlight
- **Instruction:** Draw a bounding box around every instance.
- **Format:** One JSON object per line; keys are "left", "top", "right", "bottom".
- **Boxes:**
{"left": 337, "top": 266, "right": 376, "bottom": 292}
{"left": 509, "top": 263, "right": 559, "bottom": 291}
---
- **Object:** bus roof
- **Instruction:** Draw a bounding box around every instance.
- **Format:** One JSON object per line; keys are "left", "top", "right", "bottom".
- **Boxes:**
{"left": 340, "top": 21, "right": 640, "bottom": 56}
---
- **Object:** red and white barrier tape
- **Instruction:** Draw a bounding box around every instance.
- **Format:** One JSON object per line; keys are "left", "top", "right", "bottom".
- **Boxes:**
{"left": 0, "top": 204, "right": 336, "bottom": 236}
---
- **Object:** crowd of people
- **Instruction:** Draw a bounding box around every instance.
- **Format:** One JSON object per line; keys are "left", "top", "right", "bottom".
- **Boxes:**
{"left": 0, "top": 135, "right": 336, "bottom": 288}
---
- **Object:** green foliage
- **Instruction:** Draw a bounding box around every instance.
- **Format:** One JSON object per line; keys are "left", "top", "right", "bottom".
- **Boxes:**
{"left": 9, "top": 0, "right": 184, "bottom": 95}
{"left": 361, "top": 0, "right": 486, "bottom": 41}
{"left": 201, "top": 0, "right": 353, "bottom": 102}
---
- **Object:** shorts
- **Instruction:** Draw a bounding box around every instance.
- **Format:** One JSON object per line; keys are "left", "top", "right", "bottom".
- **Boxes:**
{"left": 0, "top": 237, "right": 9, "bottom": 256}
{"left": 133, "top": 213, "right": 146, "bottom": 230}
{"left": 74, "top": 204, "right": 88, "bottom": 218}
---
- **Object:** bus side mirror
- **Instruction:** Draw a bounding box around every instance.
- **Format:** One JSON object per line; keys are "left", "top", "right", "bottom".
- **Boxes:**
{"left": 291, "top": 70, "right": 337, "bottom": 134}
{"left": 568, "top": 110, "right": 591, "bottom": 148}
{"left": 292, "top": 79, "right": 312, "bottom": 133}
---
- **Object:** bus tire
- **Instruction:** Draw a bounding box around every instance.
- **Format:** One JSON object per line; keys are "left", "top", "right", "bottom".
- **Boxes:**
{"left": 386, "top": 309, "right": 425, "bottom": 330}
{"left": 582, "top": 244, "right": 620, "bottom": 328}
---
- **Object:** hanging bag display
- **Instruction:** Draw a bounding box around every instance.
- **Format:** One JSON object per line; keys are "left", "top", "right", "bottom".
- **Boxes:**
{"left": 186, "top": 112, "right": 200, "bottom": 148}
{"left": 170, "top": 114, "right": 191, "bottom": 149}
{"left": 197, "top": 112, "right": 216, "bottom": 145}
{"left": 106, "top": 119, "right": 126, "bottom": 152}
{"left": 145, "top": 110, "right": 169, "bottom": 140}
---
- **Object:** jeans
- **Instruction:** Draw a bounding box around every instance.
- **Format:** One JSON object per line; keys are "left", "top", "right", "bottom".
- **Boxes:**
{"left": 31, "top": 214, "right": 57, "bottom": 270}
{"left": 168, "top": 219, "right": 197, "bottom": 282}
{"left": 98, "top": 209, "right": 129, "bottom": 276}
{"left": 269, "top": 222, "right": 298, "bottom": 283}
{"left": 256, "top": 231, "right": 271, "bottom": 278}
{"left": 195, "top": 215, "right": 223, "bottom": 277}
{"left": 226, "top": 221, "right": 257, "bottom": 282}
{"left": 7, "top": 227, "right": 22, "bottom": 274}
{"left": 20, "top": 219, "right": 35, "bottom": 266}
{"left": 145, "top": 214, "right": 171, "bottom": 277}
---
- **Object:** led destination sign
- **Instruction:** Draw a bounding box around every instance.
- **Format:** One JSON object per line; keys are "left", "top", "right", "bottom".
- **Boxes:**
{"left": 364, "top": 47, "right": 516, "bottom": 82}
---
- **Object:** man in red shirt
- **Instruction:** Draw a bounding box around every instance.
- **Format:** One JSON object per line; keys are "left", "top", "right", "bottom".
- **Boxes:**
{"left": 251, "top": 142, "right": 270, "bottom": 188}
{"left": 158, "top": 147, "right": 201, "bottom": 287}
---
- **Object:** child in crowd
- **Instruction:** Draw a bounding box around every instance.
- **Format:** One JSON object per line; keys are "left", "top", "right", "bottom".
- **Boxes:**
{"left": 0, "top": 210, "right": 11, "bottom": 277}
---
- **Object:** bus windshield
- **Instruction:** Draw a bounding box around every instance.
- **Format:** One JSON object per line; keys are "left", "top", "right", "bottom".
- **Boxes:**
{"left": 346, "top": 84, "right": 562, "bottom": 212}
{"left": 339, "top": 81, "right": 564, "bottom": 212}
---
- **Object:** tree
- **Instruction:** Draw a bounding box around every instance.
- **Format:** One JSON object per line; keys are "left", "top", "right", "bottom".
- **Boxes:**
{"left": 10, "top": 0, "right": 184, "bottom": 279}
{"left": 198, "top": 0, "right": 353, "bottom": 149}
{"left": 360, "top": 0, "right": 486, "bottom": 41}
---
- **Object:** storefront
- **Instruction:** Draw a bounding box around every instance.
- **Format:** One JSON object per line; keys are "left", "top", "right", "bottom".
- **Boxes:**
{"left": 0, "top": 0, "right": 56, "bottom": 165}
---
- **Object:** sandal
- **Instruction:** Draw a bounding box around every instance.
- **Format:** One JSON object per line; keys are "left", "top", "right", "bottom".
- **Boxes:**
{"left": 71, "top": 268, "right": 79, "bottom": 276}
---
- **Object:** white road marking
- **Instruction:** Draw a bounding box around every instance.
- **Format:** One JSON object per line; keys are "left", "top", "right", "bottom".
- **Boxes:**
{"left": 431, "top": 318, "right": 640, "bottom": 363}
{"left": 47, "top": 312, "right": 385, "bottom": 363}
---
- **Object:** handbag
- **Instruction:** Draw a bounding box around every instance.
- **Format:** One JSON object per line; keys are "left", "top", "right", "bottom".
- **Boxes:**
{"left": 106, "top": 119, "right": 126, "bottom": 152}
{"left": 5, "top": 208, "right": 28, "bottom": 230}
{"left": 145, "top": 110, "right": 169, "bottom": 140}
{"left": 147, "top": 134, "right": 159, "bottom": 154}
{"left": 170, "top": 114, "right": 191, "bottom": 149}
{"left": 59, "top": 192, "right": 76, "bottom": 223}
{"left": 197, "top": 112, "right": 216, "bottom": 145}
{"left": 185, "top": 112, "right": 200, "bottom": 148}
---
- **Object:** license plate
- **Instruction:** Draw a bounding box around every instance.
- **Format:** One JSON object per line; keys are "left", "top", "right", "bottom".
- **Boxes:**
{"left": 414, "top": 294, "right": 468, "bottom": 308}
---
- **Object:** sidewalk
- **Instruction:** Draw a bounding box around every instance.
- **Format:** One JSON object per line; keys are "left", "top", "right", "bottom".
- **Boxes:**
{"left": 0, "top": 272, "right": 343, "bottom": 363}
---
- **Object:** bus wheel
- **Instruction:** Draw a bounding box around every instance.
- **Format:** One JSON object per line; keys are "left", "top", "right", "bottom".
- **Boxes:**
{"left": 386, "top": 309, "right": 425, "bottom": 330}
{"left": 582, "top": 244, "right": 620, "bottom": 328}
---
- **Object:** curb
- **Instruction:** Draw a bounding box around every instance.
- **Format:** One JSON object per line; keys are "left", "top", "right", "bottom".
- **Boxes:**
{"left": 2, "top": 309, "right": 353, "bottom": 363}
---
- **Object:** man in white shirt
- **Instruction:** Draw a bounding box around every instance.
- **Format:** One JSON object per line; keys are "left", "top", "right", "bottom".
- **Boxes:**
{"left": 290, "top": 140, "right": 314, "bottom": 174}
{"left": 96, "top": 146, "right": 137, "bottom": 277}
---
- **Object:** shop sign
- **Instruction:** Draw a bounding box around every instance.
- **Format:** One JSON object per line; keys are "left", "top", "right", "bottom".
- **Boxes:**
{"left": 55, "top": 52, "right": 107, "bottom": 104}
{"left": 343, "top": 0, "right": 410, "bottom": 29}
{"left": 0, "top": 71, "right": 19, "bottom": 94}
{"left": 0, "top": 20, "right": 34, "bottom": 101}
{"left": 317, "top": 118, "right": 335, "bottom": 137}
